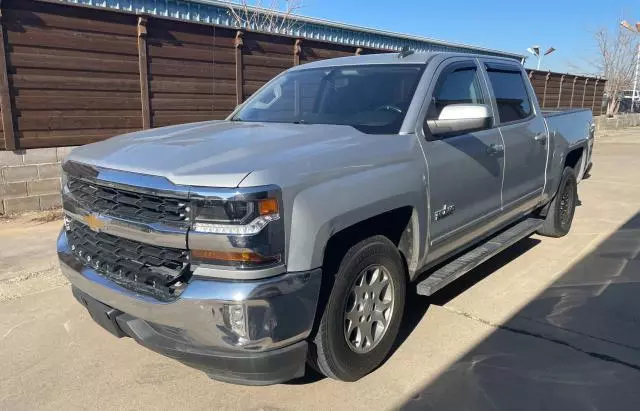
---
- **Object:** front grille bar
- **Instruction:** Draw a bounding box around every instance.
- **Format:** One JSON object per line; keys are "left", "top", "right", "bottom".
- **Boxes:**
{"left": 67, "top": 178, "right": 189, "bottom": 227}
{"left": 66, "top": 220, "right": 191, "bottom": 301}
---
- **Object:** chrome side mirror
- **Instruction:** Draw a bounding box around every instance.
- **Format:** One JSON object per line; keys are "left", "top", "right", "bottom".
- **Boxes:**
{"left": 426, "top": 104, "right": 492, "bottom": 137}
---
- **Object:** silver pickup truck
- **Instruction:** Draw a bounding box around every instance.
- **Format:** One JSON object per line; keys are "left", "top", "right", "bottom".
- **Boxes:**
{"left": 58, "top": 51, "right": 594, "bottom": 385}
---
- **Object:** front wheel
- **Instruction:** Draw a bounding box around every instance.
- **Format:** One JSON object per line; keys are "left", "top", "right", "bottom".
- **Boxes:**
{"left": 309, "top": 235, "right": 406, "bottom": 381}
{"left": 537, "top": 167, "right": 578, "bottom": 237}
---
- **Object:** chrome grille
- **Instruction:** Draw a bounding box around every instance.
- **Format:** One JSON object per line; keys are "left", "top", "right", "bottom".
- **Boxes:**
{"left": 67, "top": 178, "right": 189, "bottom": 227}
{"left": 66, "top": 220, "right": 190, "bottom": 301}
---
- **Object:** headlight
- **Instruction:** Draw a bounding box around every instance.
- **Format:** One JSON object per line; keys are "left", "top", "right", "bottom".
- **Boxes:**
{"left": 192, "top": 198, "right": 279, "bottom": 235}
{"left": 189, "top": 188, "right": 285, "bottom": 269}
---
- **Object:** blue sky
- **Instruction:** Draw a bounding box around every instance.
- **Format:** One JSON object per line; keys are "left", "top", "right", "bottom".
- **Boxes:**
{"left": 298, "top": 0, "right": 640, "bottom": 74}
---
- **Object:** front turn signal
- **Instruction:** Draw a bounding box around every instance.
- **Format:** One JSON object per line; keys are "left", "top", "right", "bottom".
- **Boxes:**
{"left": 191, "top": 249, "right": 280, "bottom": 266}
{"left": 258, "top": 198, "right": 279, "bottom": 216}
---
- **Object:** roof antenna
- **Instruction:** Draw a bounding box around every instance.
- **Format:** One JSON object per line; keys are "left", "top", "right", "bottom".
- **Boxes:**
{"left": 398, "top": 46, "right": 414, "bottom": 58}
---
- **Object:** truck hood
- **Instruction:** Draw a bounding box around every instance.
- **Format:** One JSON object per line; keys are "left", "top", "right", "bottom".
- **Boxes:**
{"left": 67, "top": 121, "right": 396, "bottom": 188}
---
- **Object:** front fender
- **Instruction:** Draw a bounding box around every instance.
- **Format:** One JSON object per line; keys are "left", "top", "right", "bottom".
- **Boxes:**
{"left": 285, "top": 162, "right": 427, "bottom": 272}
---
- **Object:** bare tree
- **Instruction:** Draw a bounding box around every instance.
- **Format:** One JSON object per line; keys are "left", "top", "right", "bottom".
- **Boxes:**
{"left": 594, "top": 26, "right": 637, "bottom": 116}
{"left": 222, "top": 0, "right": 303, "bottom": 34}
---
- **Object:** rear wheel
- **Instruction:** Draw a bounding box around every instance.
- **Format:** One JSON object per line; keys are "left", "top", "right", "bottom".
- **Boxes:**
{"left": 309, "top": 235, "right": 406, "bottom": 381}
{"left": 537, "top": 167, "right": 578, "bottom": 237}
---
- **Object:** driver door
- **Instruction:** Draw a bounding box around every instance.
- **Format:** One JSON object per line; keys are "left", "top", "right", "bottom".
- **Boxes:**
{"left": 420, "top": 58, "right": 505, "bottom": 262}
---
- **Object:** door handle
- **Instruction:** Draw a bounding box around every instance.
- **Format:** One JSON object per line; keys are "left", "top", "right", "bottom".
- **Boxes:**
{"left": 486, "top": 143, "right": 504, "bottom": 155}
{"left": 534, "top": 133, "right": 548, "bottom": 144}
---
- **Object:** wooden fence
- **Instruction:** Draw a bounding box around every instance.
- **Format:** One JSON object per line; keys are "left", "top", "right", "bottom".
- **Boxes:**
{"left": 0, "top": 0, "right": 606, "bottom": 151}
{"left": 527, "top": 70, "right": 604, "bottom": 114}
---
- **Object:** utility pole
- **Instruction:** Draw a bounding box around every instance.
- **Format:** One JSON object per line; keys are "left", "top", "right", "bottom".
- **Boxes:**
{"left": 633, "top": 44, "right": 640, "bottom": 112}
{"left": 621, "top": 20, "right": 640, "bottom": 112}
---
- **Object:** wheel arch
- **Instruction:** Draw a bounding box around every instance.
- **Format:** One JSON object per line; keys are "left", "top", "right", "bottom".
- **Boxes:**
{"left": 320, "top": 207, "right": 420, "bottom": 281}
{"left": 565, "top": 146, "right": 585, "bottom": 180}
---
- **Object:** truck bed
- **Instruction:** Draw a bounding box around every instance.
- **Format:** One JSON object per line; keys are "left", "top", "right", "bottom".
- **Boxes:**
{"left": 542, "top": 108, "right": 594, "bottom": 180}
{"left": 542, "top": 108, "right": 592, "bottom": 145}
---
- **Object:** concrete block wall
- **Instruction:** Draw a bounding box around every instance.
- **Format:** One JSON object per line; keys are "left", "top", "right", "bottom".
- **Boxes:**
{"left": 595, "top": 113, "right": 640, "bottom": 132}
{"left": 0, "top": 147, "right": 76, "bottom": 214}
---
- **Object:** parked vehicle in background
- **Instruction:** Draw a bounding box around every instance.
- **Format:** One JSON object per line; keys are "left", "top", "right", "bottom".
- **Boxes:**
{"left": 618, "top": 89, "right": 640, "bottom": 113}
{"left": 57, "top": 51, "right": 594, "bottom": 385}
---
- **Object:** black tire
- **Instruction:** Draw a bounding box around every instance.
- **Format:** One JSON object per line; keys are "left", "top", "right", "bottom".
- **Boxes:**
{"left": 537, "top": 167, "right": 578, "bottom": 237}
{"left": 309, "top": 235, "right": 406, "bottom": 381}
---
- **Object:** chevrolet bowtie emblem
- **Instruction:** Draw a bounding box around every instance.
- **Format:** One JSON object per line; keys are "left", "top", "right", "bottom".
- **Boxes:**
{"left": 84, "top": 214, "right": 105, "bottom": 232}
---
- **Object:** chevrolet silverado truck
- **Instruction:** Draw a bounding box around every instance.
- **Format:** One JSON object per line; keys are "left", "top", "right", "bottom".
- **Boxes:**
{"left": 58, "top": 51, "right": 594, "bottom": 385}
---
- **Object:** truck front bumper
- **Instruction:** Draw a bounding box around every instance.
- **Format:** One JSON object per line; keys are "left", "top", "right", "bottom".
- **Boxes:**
{"left": 57, "top": 231, "right": 322, "bottom": 385}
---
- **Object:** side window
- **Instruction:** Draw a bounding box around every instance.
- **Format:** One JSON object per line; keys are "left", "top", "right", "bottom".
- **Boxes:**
{"left": 486, "top": 68, "right": 532, "bottom": 124}
{"left": 427, "top": 63, "right": 485, "bottom": 120}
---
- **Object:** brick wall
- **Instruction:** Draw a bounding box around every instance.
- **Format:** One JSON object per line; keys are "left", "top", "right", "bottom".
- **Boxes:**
{"left": 0, "top": 147, "right": 74, "bottom": 214}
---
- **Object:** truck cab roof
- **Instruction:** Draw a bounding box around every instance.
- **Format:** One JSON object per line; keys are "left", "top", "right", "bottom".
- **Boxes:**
{"left": 288, "top": 52, "right": 523, "bottom": 71}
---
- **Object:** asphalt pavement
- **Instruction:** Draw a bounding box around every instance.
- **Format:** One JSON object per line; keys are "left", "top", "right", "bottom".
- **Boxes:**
{"left": 1, "top": 128, "right": 639, "bottom": 410}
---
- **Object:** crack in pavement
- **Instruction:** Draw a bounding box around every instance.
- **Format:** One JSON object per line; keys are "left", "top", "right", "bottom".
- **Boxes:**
{"left": 440, "top": 304, "right": 640, "bottom": 374}
{"left": 1, "top": 318, "right": 36, "bottom": 341}
{"left": 0, "top": 266, "right": 59, "bottom": 284}
{"left": 514, "top": 313, "right": 640, "bottom": 352}
{"left": 0, "top": 267, "right": 68, "bottom": 304}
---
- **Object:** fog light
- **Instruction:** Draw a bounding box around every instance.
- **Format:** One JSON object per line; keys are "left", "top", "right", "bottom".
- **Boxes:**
{"left": 226, "top": 304, "right": 248, "bottom": 338}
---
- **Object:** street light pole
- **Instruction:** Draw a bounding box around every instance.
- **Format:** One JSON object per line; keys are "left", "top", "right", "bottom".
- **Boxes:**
{"left": 537, "top": 54, "right": 542, "bottom": 70}
{"left": 526, "top": 46, "right": 556, "bottom": 70}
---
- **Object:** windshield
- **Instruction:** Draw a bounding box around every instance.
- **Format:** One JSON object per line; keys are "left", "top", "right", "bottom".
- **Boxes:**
{"left": 232, "top": 64, "right": 424, "bottom": 134}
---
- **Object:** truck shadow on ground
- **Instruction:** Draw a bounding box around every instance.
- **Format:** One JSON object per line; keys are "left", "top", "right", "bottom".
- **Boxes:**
{"left": 393, "top": 236, "right": 542, "bottom": 355}
{"left": 399, "top": 211, "right": 640, "bottom": 410}
{"left": 288, "top": 234, "right": 542, "bottom": 385}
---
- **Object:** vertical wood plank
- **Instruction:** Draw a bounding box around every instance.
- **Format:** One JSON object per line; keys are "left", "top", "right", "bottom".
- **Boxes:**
{"left": 528, "top": 71, "right": 537, "bottom": 104}
{"left": 557, "top": 74, "right": 565, "bottom": 109}
{"left": 137, "top": 16, "right": 151, "bottom": 129}
{"left": 0, "top": 1, "right": 16, "bottom": 150}
{"left": 235, "top": 31, "right": 244, "bottom": 105}
{"left": 581, "top": 78, "right": 589, "bottom": 108}
{"left": 591, "top": 78, "right": 599, "bottom": 111}
{"left": 542, "top": 72, "right": 550, "bottom": 108}
{"left": 293, "top": 39, "right": 302, "bottom": 66}
{"left": 570, "top": 76, "right": 578, "bottom": 108}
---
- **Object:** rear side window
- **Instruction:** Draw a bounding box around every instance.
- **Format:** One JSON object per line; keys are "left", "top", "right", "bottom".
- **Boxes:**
{"left": 427, "top": 64, "right": 485, "bottom": 119}
{"left": 486, "top": 68, "right": 532, "bottom": 123}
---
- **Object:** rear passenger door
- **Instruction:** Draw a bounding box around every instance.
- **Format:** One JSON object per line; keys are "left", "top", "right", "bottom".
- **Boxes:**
{"left": 482, "top": 61, "right": 548, "bottom": 211}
